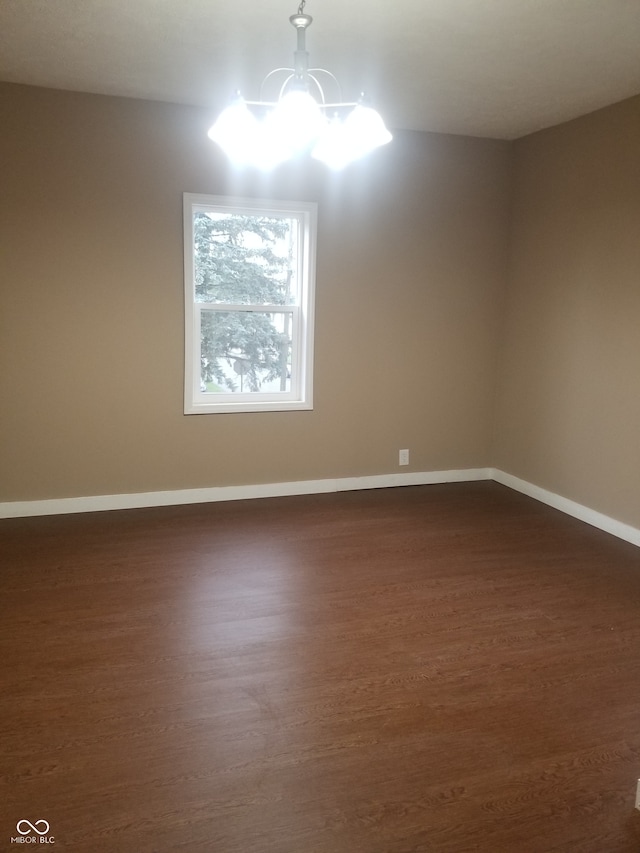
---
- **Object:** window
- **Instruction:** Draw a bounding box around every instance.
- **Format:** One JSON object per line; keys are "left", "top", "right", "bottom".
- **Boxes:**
{"left": 184, "top": 194, "right": 317, "bottom": 414}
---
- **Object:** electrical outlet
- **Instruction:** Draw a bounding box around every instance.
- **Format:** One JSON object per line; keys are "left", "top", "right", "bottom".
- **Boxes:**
{"left": 635, "top": 778, "right": 640, "bottom": 811}
{"left": 399, "top": 449, "right": 409, "bottom": 466}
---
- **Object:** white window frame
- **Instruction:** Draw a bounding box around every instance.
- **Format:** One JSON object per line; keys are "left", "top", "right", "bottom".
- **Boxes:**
{"left": 183, "top": 194, "right": 317, "bottom": 414}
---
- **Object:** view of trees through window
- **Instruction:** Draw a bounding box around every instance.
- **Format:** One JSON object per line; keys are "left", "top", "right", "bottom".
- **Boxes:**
{"left": 194, "top": 212, "right": 298, "bottom": 394}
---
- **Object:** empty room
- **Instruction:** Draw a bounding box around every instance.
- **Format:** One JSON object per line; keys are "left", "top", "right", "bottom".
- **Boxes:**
{"left": 1, "top": 1, "right": 640, "bottom": 850}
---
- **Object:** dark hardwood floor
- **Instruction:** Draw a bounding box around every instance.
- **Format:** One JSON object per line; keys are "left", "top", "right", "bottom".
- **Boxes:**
{"left": 2, "top": 482, "right": 640, "bottom": 852}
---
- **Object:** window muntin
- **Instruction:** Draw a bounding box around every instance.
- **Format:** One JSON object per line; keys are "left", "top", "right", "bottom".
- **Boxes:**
{"left": 184, "top": 195, "right": 316, "bottom": 414}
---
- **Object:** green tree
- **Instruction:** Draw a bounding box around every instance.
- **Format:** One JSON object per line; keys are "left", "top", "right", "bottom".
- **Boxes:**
{"left": 194, "top": 213, "right": 294, "bottom": 392}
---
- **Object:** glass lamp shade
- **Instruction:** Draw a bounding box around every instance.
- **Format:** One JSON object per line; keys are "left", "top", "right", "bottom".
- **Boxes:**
{"left": 264, "top": 89, "right": 327, "bottom": 155}
{"left": 209, "top": 94, "right": 391, "bottom": 170}
{"left": 312, "top": 105, "right": 393, "bottom": 169}
{"left": 311, "top": 118, "right": 353, "bottom": 169}
{"left": 343, "top": 105, "right": 392, "bottom": 156}
{"left": 207, "top": 100, "right": 261, "bottom": 166}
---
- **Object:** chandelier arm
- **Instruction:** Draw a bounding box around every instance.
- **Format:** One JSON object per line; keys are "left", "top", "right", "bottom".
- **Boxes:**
{"left": 306, "top": 73, "right": 327, "bottom": 105}
{"left": 241, "top": 99, "right": 359, "bottom": 109}
{"left": 308, "top": 68, "right": 344, "bottom": 103}
{"left": 260, "top": 67, "right": 294, "bottom": 100}
{"left": 278, "top": 74, "right": 297, "bottom": 100}
{"left": 259, "top": 67, "right": 345, "bottom": 105}
{"left": 319, "top": 101, "right": 359, "bottom": 110}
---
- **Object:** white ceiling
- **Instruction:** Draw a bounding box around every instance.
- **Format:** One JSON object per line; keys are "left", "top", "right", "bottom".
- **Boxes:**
{"left": 1, "top": 0, "right": 639, "bottom": 139}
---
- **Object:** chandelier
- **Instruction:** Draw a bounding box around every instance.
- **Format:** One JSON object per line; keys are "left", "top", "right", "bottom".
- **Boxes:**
{"left": 208, "top": 1, "right": 392, "bottom": 170}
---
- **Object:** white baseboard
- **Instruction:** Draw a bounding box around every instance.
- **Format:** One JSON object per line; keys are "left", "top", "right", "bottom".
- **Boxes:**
{"left": 0, "top": 468, "right": 493, "bottom": 519}
{"left": 492, "top": 469, "right": 640, "bottom": 548}
{"left": 2, "top": 467, "right": 638, "bottom": 550}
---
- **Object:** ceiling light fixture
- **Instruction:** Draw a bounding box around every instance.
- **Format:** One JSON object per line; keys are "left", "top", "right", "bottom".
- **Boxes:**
{"left": 208, "top": 0, "right": 392, "bottom": 170}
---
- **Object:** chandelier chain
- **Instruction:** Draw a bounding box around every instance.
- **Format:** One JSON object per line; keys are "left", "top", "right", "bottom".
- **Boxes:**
{"left": 297, "top": 0, "right": 306, "bottom": 14}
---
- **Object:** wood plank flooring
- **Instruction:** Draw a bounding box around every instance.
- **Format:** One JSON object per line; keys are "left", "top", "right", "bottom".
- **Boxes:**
{"left": 2, "top": 482, "right": 640, "bottom": 852}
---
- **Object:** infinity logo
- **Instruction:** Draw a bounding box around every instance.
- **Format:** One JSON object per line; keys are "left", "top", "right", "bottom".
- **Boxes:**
{"left": 16, "top": 820, "right": 50, "bottom": 836}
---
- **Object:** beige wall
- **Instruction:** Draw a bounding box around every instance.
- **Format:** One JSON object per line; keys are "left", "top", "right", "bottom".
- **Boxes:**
{"left": 493, "top": 96, "right": 640, "bottom": 528}
{"left": 0, "top": 83, "right": 511, "bottom": 501}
